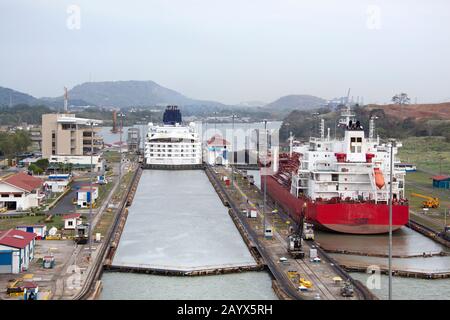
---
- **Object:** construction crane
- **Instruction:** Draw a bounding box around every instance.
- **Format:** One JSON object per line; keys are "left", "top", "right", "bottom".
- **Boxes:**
{"left": 410, "top": 193, "right": 440, "bottom": 209}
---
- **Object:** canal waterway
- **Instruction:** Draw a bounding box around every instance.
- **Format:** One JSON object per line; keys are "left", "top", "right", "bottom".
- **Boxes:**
{"left": 349, "top": 272, "right": 450, "bottom": 300}
{"left": 100, "top": 169, "right": 277, "bottom": 299}
{"left": 100, "top": 272, "right": 278, "bottom": 300}
{"left": 112, "top": 170, "right": 256, "bottom": 271}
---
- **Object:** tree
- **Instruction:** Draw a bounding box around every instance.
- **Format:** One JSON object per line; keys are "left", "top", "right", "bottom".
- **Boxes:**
{"left": 392, "top": 93, "right": 410, "bottom": 105}
{"left": 35, "top": 158, "right": 49, "bottom": 171}
{"left": 28, "top": 163, "right": 43, "bottom": 174}
{"left": 0, "top": 130, "right": 32, "bottom": 165}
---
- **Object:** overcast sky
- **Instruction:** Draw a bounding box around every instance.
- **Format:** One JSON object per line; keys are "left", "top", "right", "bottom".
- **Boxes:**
{"left": 1, "top": 0, "right": 450, "bottom": 104}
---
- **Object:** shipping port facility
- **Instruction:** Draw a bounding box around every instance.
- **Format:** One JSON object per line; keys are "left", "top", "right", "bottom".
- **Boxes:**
{"left": 1, "top": 0, "right": 450, "bottom": 308}
{"left": 2, "top": 103, "right": 449, "bottom": 302}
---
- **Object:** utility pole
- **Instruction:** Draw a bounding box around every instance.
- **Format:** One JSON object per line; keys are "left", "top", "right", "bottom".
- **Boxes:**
{"left": 388, "top": 139, "right": 396, "bottom": 300}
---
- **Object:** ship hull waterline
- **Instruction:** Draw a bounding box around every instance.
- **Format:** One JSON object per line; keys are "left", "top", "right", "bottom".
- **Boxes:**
{"left": 263, "top": 175, "right": 409, "bottom": 235}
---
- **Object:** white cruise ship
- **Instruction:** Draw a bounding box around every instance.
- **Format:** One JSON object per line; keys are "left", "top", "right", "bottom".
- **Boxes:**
{"left": 144, "top": 106, "right": 202, "bottom": 166}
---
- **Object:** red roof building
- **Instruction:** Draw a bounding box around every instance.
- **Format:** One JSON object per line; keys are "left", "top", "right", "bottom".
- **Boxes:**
{"left": 62, "top": 213, "right": 81, "bottom": 220}
{"left": 2, "top": 172, "right": 43, "bottom": 192}
{"left": 0, "top": 172, "right": 45, "bottom": 211}
{"left": 207, "top": 134, "right": 230, "bottom": 147}
{"left": 62, "top": 213, "right": 82, "bottom": 230}
{"left": 432, "top": 175, "right": 450, "bottom": 181}
{"left": 0, "top": 229, "right": 36, "bottom": 274}
{"left": 0, "top": 229, "right": 36, "bottom": 249}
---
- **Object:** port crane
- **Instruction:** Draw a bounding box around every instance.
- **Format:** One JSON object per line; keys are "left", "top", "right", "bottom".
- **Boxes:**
{"left": 410, "top": 193, "right": 440, "bottom": 209}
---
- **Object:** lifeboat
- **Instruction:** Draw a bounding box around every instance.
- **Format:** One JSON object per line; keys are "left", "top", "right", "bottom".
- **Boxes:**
{"left": 374, "top": 168, "right": 385, "bottom": 189}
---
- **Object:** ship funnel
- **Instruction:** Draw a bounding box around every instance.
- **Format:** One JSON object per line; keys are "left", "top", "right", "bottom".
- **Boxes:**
{"left": 163, "top": 105, "right": 182, "bottom": 125}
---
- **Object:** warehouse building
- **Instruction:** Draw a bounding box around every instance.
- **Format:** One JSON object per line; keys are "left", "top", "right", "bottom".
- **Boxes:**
{"left": 0, "top": 172, "right": 44, "bottom": 211}
{"left": 15, "top": 225, "right": 47, "bottom": 240}
{"left": 432, "top": 175, "right": 450, "bottom": 189}
{"left": 0, "top": 229, "right": 36, "bottom": 274}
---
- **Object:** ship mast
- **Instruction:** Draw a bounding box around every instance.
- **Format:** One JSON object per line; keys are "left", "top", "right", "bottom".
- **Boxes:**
{"left": 289, "top": 131, "right": 293, "bottom": 157}
{"left": 338, "top": 88, "right": 356, "bottom": 128}
{"left": 369, "top": 116, "right": 376, "bottom": 140}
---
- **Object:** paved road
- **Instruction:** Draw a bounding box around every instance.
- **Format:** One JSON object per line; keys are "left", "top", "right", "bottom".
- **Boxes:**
{"left": 48, "top": 181, "right": 86, "bottom": 215}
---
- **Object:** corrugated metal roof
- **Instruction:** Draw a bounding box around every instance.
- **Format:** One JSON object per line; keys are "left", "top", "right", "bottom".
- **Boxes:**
{"left": 62, "top": 213, "right": 81, "bottom": 220}
{"left": 0, "top": 229, "right": 35, "bottom": 249}
{"left": 1, "top": 172, "right": 43, "bottom": 192}
{"left": 432, "top": 175, "right": 450, "bottom": 181}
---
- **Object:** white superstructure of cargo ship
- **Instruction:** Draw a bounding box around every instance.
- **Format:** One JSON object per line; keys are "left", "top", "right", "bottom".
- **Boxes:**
{"left": 144, "top": 106, "right": 202, "bottom": 166}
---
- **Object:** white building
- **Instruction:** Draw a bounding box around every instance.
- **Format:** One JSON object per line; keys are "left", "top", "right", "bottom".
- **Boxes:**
{"left": 44, "top": 174, "right": 72, "bottom": 193}
{"left": 48, "top": 155, "right": 105, "bottom": 172}
{"left": 0, "top": 229, "right": 36, "bottom": 274}
{"left": 15, "top": 225, "right": 47, "bottom": 240}
{"left": 205, "top": 134, "right": 230, "bottom": 166}
{"left": 62, "top": 213, "right": 82, "bottom": 230}
{"left": 144, "top": 106, "right": 202, "bottom": 166}
{"left": 0, "top": 172, "right": 44, "bottom": 211}
{"left": 76, "top": 186, "right": 98, "bottom": 208}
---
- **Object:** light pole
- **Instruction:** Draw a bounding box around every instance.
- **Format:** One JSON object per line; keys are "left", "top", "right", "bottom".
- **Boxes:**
{"left": 231, "top": 114, "right": 236, "bottom": 184}
{"left": 88, "top": 121, "right": 95, "bottom": 257}
{"left": 263, "top": 119, "right": 268, "bottom": 234}
{"left": 388, "top": 139, "right": 396, "bottom": 300}
{"left": 444, "top": 207, "right": 447, "bottom": 231}
{"left": 214, "top": 112, "right": 217, "bottom": 165}
{"left": 118, "top": 112, "right": 125, "bottom": 184}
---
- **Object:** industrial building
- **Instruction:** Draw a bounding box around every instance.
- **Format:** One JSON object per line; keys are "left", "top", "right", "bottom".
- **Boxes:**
{"left": 28, "top": 126, "right": 42, "bottom": 152}
{"left": 0, "top": 229, "right": 36, "bottom": 274}
{"left": 15, "top": 225, "right": 47, "bottom": 240}
{"left": 205, "top": 134, "right": 230, "bottom": 166}
{"left": 76, "top": 186, "right": 98, "bottom": 208}
{"left": 432, "top": 175, "right": 450, "bottom": 189}
{"left": 43, "top": 174, "right": 72, "bottom": 193}
{"left": 127, "top": 127, "right": 141, "bottom": 153}
{"left": 41, "top": 113, "right": 105, "bottom": 172}
{"left": 0, "top": 172, "right": 44, "bottom": 211}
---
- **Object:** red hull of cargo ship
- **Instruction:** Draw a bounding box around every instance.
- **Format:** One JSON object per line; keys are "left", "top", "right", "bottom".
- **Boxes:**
{"left": 264, "top": 175, "right": 409, "bottom": 234}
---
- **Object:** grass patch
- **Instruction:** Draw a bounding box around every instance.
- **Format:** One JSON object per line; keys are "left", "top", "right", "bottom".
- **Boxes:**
{"left": 103, "top": 150, "right": 120, "bottom": 163}
{"left": 97, "top": 182, "right": 114, "bottom": 205}
{"left": 93, "top": 169, "right": 136, "bottom": 238}
{"left": 93, "top": 208, "right": 115, "bottom": 236}
{"left": 0, "top": 214, "right": 64, "bottom": 231}
{"left": 399, "top": 136, "right": 450, "bottom": 174}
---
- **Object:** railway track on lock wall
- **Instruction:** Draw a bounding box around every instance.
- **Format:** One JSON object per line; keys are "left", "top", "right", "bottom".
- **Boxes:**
{"left": 205, "top": 165, "right": 301, "bottom": 300}
{"left": 238, "top": 169, "right": 377, "bottom": 300}
{"left": 73, "top": 165, "right": 142, "bottom": 300}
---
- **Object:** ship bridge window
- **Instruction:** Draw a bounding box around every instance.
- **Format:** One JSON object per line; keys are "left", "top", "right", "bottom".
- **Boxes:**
{"left": 332, "top": 174, "right": 338, "bottom": 182}
{"left": 350, "top": 137, "right": 362, "bottom": 153}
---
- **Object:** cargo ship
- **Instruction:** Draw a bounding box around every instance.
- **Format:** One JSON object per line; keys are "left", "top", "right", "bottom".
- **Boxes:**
{"left": 263, "top": 105, "right": 409, "bottom": 234}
